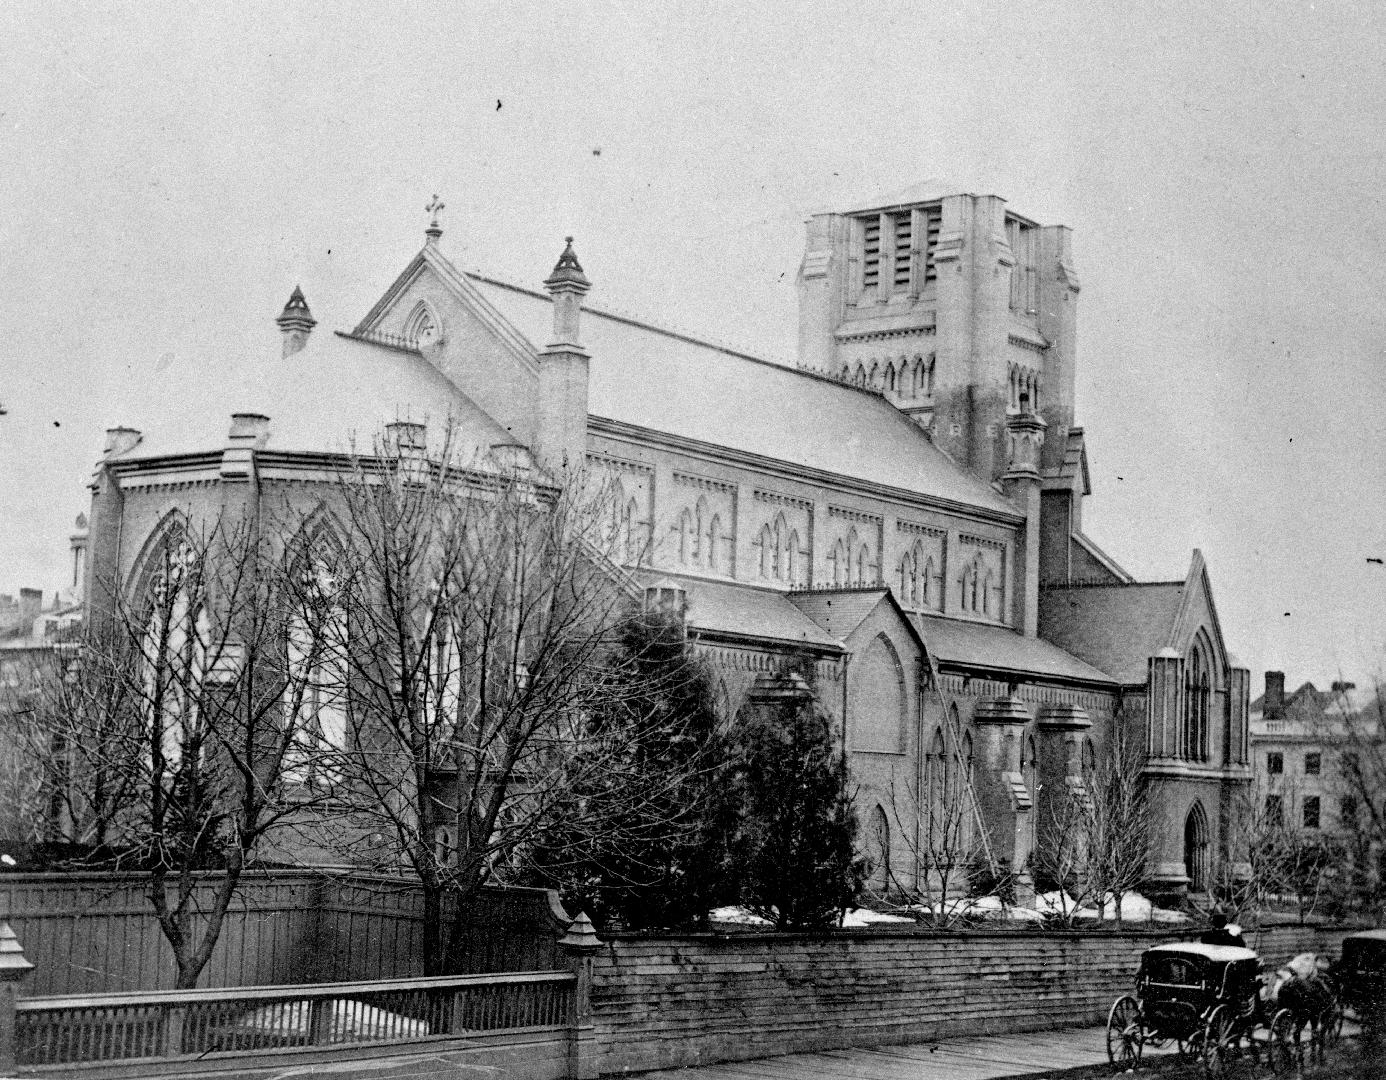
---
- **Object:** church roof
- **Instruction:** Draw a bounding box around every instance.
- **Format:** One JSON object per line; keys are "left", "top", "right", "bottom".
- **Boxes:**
{"left": 110, "top": 331, "right": 511, "bottom": 464}
{"left": 788, "top": 588, "right": 894, "bottom": 641}
{"left": 639, "top": 573, "right": 842, "bottom": 651}
{"left": 466, "top": 274, "right": 1018, "bottom": 518}
{"left": 1038, "top": 581, "right": 1187, "bottom": 685}
{"left": 910, "top": 613, "right": 1117, "bottom": 685}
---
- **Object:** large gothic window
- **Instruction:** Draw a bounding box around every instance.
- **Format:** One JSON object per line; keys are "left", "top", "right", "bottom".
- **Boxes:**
{"left": 852, "top": 634, "right": 906, "bottom": 753}
{"left": 285, "top": 550, "right": 348, "bottom": 786}
{"left": 1184, "top": 632, "right": 1214, "bottom": 762}
{"left": 137, "top": 525, "right": 209, "bottom": 770}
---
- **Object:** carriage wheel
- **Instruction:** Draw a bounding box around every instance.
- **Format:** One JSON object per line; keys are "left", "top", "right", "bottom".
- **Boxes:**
{"left": 1268, "top": 1007, "right": 1297, "bottom": 1075}
{"left": 1106, "top": 995, "right": 1143, "bottom": 1068}
{"left": 1200, "top": 1006, "right": 1233, "bottom": 1079}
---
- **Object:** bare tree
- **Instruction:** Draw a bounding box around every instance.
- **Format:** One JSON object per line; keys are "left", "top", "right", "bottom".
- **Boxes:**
{"left": 1327, "top": 676, "right": 1386, "bottom": 917}
{"left": 21, "top": 512, "right": 338, "bottom": 987}
{"left": 318, "top": 427, "right": 685, "bottom": 971}
{"left": 1033, "top": 728, "right": 1153, "bottom": 927}
{"left": 885, "top": 754, "right": 992, "bottom": 927}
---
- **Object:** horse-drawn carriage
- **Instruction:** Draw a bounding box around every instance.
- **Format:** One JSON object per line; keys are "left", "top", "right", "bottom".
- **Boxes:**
{"left": 1335, "top": 928, "right": 1386, "bottom": 1034}
{"left": 1106, "top": 942, "right": 1335, "bottom": 1076}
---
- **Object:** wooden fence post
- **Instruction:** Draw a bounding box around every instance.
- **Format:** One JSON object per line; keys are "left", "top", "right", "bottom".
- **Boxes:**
{"left": 557, "top": 912, "right": 601, "bottom": 1080}
{"left": 0, "top": 918, "right": 34, "bottom": 1072}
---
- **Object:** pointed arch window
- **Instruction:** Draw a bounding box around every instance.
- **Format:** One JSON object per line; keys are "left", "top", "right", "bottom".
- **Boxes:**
{"left": 1184, "top": 632, "right": 1215, "bottom": 762}
{"left": 403, "top": 300, "right": 442, "bottom": 348}
{"left": 285, "top": 523, "right": 349, "bottom": 786}
{"left": 139, "top": 536, "right": 209, "bottom": 769}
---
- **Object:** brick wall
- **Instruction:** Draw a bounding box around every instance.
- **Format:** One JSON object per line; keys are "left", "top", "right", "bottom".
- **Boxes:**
{"left": 590, "top": 923, "right": 1353, "bottom": 1074}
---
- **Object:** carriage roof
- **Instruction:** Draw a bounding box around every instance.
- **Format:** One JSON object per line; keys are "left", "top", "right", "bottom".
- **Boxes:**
{"left": 1144, "top": 942, "right": 1259, "bottom": 964}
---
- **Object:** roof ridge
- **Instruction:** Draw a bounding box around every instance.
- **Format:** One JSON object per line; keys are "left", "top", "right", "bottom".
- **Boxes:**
{"left": 465, "top": 270, "right": 888, "bottom": 401}
{"left": 1040, "top": 579, "right": 1186, "bottom": 590}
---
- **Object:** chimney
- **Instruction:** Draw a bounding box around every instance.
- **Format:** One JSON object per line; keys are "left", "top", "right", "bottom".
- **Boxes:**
{"left": 276, "top": 286, "right": 316, "bottom": 358}
{"left": 1265, "top": 671, "right": 1286, "bottom": 720}
{"left": 18, "top": 589, "right": 41, "bottom": 629}
{"left": 220, "top": 413, "right": 270, "bottom": 480}
{"left": 103, "top": 427, "right": 142, "bottom": 457}
{"left": 536, "top": 238, "right": 592, "bottom": 473}
{"left": 69, "top": 513, "right": 89, "bottom": 602}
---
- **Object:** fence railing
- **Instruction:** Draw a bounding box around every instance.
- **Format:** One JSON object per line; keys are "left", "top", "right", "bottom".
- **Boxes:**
{"left": 15, "top": 970, "right": 576, "bottom": 1068}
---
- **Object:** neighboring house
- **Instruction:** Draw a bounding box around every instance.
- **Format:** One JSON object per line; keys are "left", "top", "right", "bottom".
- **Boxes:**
{"left": 74, "top": 182, "right": 1251, "bottom": 901}
{"left": 1249, "top": 671, "right": 1385, "bottom": 843}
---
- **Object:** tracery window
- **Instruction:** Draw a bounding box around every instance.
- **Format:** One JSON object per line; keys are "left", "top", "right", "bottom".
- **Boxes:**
{"left": 1183, "top": 632, "right": 1214, "bottom": 761}
{"left": 137, "top": 528, "right": 208, "bottom": 770}
{"left": 284, "top": 523, "right": 350, "bottom": 786}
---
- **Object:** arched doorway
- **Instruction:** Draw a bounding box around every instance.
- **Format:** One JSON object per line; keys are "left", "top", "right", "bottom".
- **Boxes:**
{"left": 1184, "top": 803, "right": 1209, "bottom": 893}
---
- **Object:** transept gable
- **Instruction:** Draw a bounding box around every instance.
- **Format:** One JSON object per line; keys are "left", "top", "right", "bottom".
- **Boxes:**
{"left": 353, "top": 245, "right": 540, "bottom": 444}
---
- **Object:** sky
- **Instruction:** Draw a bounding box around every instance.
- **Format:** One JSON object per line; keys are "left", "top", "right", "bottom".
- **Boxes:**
{"left": 2, "top": 0, "right": 1383, "bottom": 690}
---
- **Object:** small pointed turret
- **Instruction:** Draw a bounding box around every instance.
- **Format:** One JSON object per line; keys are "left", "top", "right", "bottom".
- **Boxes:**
{"left": 543, "top": 237, "right": 592, "bottom": 347}
{"left": 275, "top": 286, "right": 316, "bottom": 358}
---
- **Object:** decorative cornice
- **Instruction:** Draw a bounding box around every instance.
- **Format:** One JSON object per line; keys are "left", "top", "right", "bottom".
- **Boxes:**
{"left": 753, "top": 489, "right": 813, "bottom": 512}
{"left": 835, "top": 326, "right": 937, "bottom": 345}
{"left": 1008, "top": 334, "right": 1048, "bottom": 354}
{"left": 897, "top": 520, "right": 946, "bottom": 539}
{"left": 586, "top": 452, "right": 652, "bottom": 477}
{"left": 829, "top": 505, "right": 883, "bottom": 524}
{"left": 673, "top": 471, "right": 736, "bottom": 494}
{"left": 959, "top": 533, "right": 1006, "bottom": 553}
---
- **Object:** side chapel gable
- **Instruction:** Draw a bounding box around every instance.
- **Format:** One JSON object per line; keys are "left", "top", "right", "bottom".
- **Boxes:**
{"left": 1164, "top": 550, "right": 1230, "bottom": 682}
{"left": 353, "top": 245, "right": 540, "bottom": 444}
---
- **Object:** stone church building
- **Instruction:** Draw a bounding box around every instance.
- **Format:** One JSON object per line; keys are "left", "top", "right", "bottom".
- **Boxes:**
{"left": 83, "top": 185, "right": 1252, "bottom": 903}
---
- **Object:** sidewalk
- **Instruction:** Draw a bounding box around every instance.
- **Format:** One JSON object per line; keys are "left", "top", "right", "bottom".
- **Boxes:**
{"left": 628, "top": 1024, "right": 1180, "bottom": 1080}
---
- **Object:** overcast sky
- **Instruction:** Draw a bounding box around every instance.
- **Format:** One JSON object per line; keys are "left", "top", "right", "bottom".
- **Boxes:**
{"left": 3, "top": 1, "right": 1383, "bottom": 690}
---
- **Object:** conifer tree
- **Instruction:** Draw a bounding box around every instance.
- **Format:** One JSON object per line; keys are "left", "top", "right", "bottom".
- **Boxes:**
{"left": 523, "top": 610, "right": 727, "bottom": 929}
{"left": 726, "top": 692, "right": 863, "bottom": 929}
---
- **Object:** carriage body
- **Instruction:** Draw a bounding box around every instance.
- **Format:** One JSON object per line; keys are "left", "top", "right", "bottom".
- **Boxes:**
{"left": 1108, "top": 942, "right": 1342, "bottom": 1076}
{"left": 1136, "top": 943, "right": 1262, "bottom": 1043}
{"left": 1336, "top": 929, "right": 1386, "bottom": 1027}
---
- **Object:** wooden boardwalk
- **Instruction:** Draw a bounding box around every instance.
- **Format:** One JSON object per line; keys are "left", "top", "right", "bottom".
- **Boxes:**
{"left": 629, "top": 1025, "right": 1178, "bottom": 1080}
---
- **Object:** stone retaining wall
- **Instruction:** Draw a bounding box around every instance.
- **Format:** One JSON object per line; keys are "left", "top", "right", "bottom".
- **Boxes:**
{"left": 590, "top": 923, "right": 1352, "bottom": 1074}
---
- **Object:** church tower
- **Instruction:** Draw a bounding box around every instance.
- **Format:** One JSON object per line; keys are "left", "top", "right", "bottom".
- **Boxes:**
{"left": 797, "top": 187, "right": 1080, "bottom": 484}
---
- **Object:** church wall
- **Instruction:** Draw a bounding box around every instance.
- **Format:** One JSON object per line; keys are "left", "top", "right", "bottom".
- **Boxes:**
{"left": 586, "top": 430, "right": 1018, "bottom": 628}
{"left": 842, "top": 603, "right": 925, "bottom": 892}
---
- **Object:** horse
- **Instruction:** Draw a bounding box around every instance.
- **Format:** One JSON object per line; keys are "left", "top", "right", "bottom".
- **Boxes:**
{"left": 1260, "top": 953, "right": 1338, "bottom": 1064}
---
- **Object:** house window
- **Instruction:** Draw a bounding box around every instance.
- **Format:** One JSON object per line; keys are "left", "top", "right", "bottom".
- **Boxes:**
{"left": 1342, "top": 796, "right": 1358, "bottom": 824}
{"left": 1304, "top": 752, "right": 1321, "bottom": 776}
{"left": 1302, "top": 796, "right": 1320, "bottom": 830}
{"left": 1265, "top": 794, "right": 1284, "bottom": 826}
{"left": 1267, "top": 751, "right": 1283, "bottom": 775}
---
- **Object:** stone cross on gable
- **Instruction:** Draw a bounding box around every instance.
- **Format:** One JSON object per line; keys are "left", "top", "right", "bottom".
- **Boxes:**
{"left": 425, "top": 196, "right": 445, "bottom": 241}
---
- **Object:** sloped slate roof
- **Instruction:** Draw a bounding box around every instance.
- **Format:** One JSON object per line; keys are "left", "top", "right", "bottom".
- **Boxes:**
{"left": 111, "top": 332, "right": 511, "bottom": 464}
{"left": 788, "top": 588, "right": 891, "bottom": 640}
{"left": 1038, "top": 583, "right": 1185, "bottom": 685}
{"left": 911, "top": 613, "right": 1116, "bottom": 685}
{"left": 635, "top": 574, "right": 842, "bottom": 651}
{"left": 466, "top": 274, "right": 1018, "bottom": 517}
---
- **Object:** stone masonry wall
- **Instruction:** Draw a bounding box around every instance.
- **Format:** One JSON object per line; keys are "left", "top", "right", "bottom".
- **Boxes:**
{"left": 591, "top": 923, "right": 1352, "bottom": 1074}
